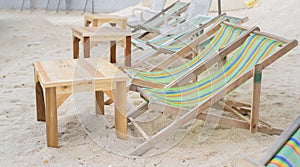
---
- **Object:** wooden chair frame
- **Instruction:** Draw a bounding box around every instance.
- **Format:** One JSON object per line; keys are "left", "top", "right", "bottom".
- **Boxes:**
{"left": 124, "top": 21, "right": 254, "bottom": 91}
{"left": 127, "top": 28, "right": 298, "bottom": 156}
{"left": 237, "top": 115, "right": 300, "bottom": 166}
{"left": 131, "top": 0, "right": 190, "bottom": 32}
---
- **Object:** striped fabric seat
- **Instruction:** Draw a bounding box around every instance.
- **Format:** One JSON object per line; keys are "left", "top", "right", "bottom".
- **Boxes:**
{"left": 141, "top": 1, "right": 188, "bottom": 31}
{"left": 132, "top": 15, "right": 211, "bottom": 49}
{"left": 127, "top": 23, "right": 246, "bottom": 85}
{"left": 141, "top": 34, "right": 283, "bottom": 108}
{"left": 267, "top": 129, "right": 300, "bottom": 167}
{"left": 157, "top": 15, "right": 247, "bottom": 52}
{"left": 149, "top": 15, "right": 212, "bottom": 51}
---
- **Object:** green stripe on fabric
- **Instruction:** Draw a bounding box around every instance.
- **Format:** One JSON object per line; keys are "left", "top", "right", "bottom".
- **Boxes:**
{"left": 143, "top": 2, "right": 187, "bottom": 29}
{"left": 267, "top": 129, "right": 300, "bottom": 167}
{"left": 141, "top": 34, "right": 283, "bottom": 108}
{"left": 128, "top": 24, "right": 246, "bottom": 85}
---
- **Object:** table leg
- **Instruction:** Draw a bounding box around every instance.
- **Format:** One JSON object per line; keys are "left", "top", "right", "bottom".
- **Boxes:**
{"left": 110, "top": 41, "right": 116, "bottom": 63}
{"left": 95, "top": 91, "right": 104, "bottom": 115}
{"left": 84, "top": 20, "right": 91, "bottom": 27}
{"left": 73, "top": 36, "right": 80, "bottom": 59}
{"left": 125, "top": 36, "right": 131, "bottom": 67}
{"left": 114, "top": 81, "right": 127, "bottom": 139}
{"left": 92, "top": 19, "right": 98, "bottom": 27}
{"left": 121, "top": 21, "right": 127, "bottom": 30}
{"left": 83, "top": 37, "right": 90, "bottom": 58}
{"left": 36, "top": 81, "right": 45, "bottom": 121}
{"left": 110, "top": 23, "right": 117, "bottom": 27}
{"left": 45, "top": 87, "right": 58, "bottom": 147}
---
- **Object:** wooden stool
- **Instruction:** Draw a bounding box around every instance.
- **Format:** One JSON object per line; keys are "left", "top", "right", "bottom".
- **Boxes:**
{"left": 72, "top": 26, "right": 132, "bottom": 66}
{"left": 34, "top": 58, "right": 129, "bottom": 147}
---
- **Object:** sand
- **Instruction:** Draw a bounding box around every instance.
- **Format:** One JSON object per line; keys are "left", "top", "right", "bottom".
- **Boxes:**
{"left": 0, "top": 0, "right": 299, "bottom": 166}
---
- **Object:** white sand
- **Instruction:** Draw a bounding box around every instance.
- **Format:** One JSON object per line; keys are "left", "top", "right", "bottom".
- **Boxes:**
{"left": 0, "top": 0, "right": 300, "bottom": 166}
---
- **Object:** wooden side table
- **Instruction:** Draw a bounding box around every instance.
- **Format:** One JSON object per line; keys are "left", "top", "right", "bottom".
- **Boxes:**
{"left": 84, "top": 13, "right": 128, "bottom": 30}
{"left": 34, "top": 58, "right": 129, "bottom": 147}
{"left": 72, "top": 26, "right": 132, "bottom": 67}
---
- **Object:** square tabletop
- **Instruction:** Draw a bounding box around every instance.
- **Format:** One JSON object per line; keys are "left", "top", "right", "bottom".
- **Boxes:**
{"left": 34, "top": 58, "right": 129, "bottom": 88}
{"left": 72, "top": 26, "right": 132, "bottom": 39}
{"left": 84, "top": 13, "right": 128, "bottom": 21}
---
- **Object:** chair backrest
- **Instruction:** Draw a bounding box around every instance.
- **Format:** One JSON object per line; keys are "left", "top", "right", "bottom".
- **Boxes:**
{"left": 262, "top": 115, "right": 300, "bottom": 166}
{"left": 185, "top": 0, "right": 212, "bottom": 18}
{"left": 130, "top": 23, "right": 247, "bottom": 86}
{"left": 150, "top": 0, "right": 167, "bottom": 12}
{"left": 141, "top": 33, "right": 284, "bottom": 108}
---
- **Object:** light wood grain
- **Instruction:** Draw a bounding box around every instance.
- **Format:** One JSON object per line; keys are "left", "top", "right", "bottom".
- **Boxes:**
{"left": 45, "top": 87, "right": 58, "bottom": 148}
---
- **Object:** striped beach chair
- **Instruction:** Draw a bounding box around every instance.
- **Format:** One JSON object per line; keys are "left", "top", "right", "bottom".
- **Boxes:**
{"left": 267, "top": 128, "right": 300, "bottom": 166}
{"left": 154, "top": 15, "right": 248, "bottom": 53}
{"left": 132, "top": 0, "right": 190, "bottom": 32}
{"left": 140, "top": 0, "right": 212, "bottom": 33}
{"left": 126, "top": 21, "right": 252, "bottom": 90}
{"left": 132, "top": 14, "right": 248, "bottom": 65}
{"left": 127, "top": 0, "right": 167, "bottom": 28}
{"left": 238, "top": 116, "right": 300, "bottom": 167}
{"left": 127, "top": 29, "right": 297, "bottom": 156}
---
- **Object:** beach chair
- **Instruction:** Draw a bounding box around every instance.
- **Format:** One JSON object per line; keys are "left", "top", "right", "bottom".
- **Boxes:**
{"left": 127, "top": 28, "right": 297, "bottom": 156}
{"left": 139, "top": 0, "right": 212, "bottom": 33}
{"left": 131, "top": 0, "right": 190, "bottom": 32}
{"left": 132, "top": 14, "right": 248, "bottom": 62}
{"left": 148, "top": 15, "right": 248, "bottom": 52}
{"left": 127, "top": 0, "right": 167, "bottom": 28}
{"left": 126, "top": 21, "right": 253, "bottom": 90}
{"left": 237, "top": 115, "right": 300, "bottom": 166}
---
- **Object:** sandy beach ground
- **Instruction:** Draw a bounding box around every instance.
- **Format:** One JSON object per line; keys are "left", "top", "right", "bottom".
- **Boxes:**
{"left": 0, "top": 0, "right": 299, "bottom": 166}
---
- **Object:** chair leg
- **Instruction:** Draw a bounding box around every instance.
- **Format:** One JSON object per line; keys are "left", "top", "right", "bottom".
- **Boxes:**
{"left": 21, "top": 0, "right": 25, "bottom": 11}
{"left": 46, "top": 0, "right": 50, "bottom": 11}
{"left": 250, "top": 64, "right": 262, "bottom": 133}
{"left": 56, "top": 0, "right": 61, "bottom": 13}
{"left": 92, "top": 0, "right": 94, "bottom": 14}
{"left": 83, "top": 0, "right": 89, "bottom": 13}
{"left": 30, "top": 0, "right": 34, "bottom": 10}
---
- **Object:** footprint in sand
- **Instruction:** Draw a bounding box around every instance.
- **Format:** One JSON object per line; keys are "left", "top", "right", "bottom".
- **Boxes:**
{"left": 265, "top": 94, "right": 278, "bottom": 100}
{"left": 272, "top": 102, "right": 284, "bottom": 107}
{"left": 10, "top": 99, "right": 22, "bottom": 104}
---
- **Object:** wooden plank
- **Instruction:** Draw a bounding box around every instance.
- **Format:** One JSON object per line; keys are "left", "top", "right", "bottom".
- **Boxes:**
{"left": 95, "top": 91, "right": 104, "bottom": 115}
{"left": 56, "top": 93, "right": 71, "bottom": 108}
{"left": 127, "top": 101, "right": 149, "bottom": 119}
{"left": 260, "top": 115, "right": 300, "bottom": 165}
{"left": 36, "top": 81, "right": 45, "bottom": 122}
{"left": 196, "top": 113, "right": 283, "bottom": 135}
{"left": 45, "top": 87, "right": 58, "bottom": 147}
{"left": 225, "top": 99, "right": 251, "bottom": 108}
{"left": 131, "top": 78, "right": 165, "bottom": 89}
{"left": 83, "top": 37, "right": 90, "bottom": 58}
{"left": 110, "top": 41, "right": 116, "bottom": 63}
{"left": 250, "top": 64, "right": 262, "bottom": 133}
{"left": 128, "top": 117, "right": 150, "bottom": 140}
{"left": 218, "top": 101, "right": 251, "bottom": 124}
{"left": 254, "top": 30, "right": 291, "bottom": 43}
{"left": 124, "top": 36, "right": 131, "bottom": 67}
{"left": 73, "top": 36, "right": 80, "bottom": 59}
{"left": 261, "top": 40, "right": 298, "bottom": 70}
{"left": 114, "top": 81, "right": 127, "bottom": 139}
{"left": 34, "top": 61, "right": 51, "bottom": 83}
{"left": 72, "top": 27, "right": 132, "bottom": 37}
